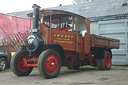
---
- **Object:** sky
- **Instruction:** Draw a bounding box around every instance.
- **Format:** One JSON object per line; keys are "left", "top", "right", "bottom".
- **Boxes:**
{"left": 0, "top": 0, "right": 73, "bottom": 14}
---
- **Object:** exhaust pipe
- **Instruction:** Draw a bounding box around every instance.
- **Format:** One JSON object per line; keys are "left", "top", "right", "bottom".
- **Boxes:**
{"left": 31, "top": 4, "right": 40, "bottom": 33}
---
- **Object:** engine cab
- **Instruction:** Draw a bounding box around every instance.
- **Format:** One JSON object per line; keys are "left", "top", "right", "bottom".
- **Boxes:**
{"left": 27, "top": 7, "right": 90, "bottom": 54}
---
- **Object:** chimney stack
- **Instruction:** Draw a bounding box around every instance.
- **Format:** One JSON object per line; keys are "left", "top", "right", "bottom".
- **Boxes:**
{"left": 32, "top": 4, "right": 41, "bottom": 33}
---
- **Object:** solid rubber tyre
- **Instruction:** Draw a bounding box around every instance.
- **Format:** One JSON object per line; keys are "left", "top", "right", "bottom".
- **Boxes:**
{"left": 38, "top": 49, "right": 61, "bottom": 79}
{"left": 0, "top": 58, "right": 7, "bottom": 71}
{"left": 96, "top": 51, "right": 111, "bottom": 70}
{"left": 96, "top": 59, "right": 102, "bottom": 70}
{"left": 101, "top": 51, "right": 111, "bottom": 70}
{"left": 10, "top": 50, "right": 33, "bottom": 76}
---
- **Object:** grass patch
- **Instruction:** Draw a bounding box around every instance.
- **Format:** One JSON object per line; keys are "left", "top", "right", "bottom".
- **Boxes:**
{"left": 111, "top": 66, "right": 128, "bottom": 70}
{"left": 33, "top": 68, "right": 38, "bottom": 70}
{"left": 80, "top": 65, "right": 95, "bottom": 69}
{"left": 61, "top": 65, "right": 128, "bottom": 70}
{"left": 61, "top": 65, "right": 95, "bottom": 70}
{"left": 80, "top": 65, "right": 128, "bottom": 70}
{"left": 0, "top": 69, "right": 12, "bottom": 73}
{"left": 0, "top": 68, "right": 39, "bottom": 73}
{"left": 61, "top": 66, "right": 68, "bottom": 70}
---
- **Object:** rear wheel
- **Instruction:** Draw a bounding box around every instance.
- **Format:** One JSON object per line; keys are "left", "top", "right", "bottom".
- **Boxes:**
{"left": 38, "top": 49, "right": 61, "bottom": 79}
{"left": 96, "top": 59, "right": 102, "bottom": 70}
{"left": 96, "top": 51, "right": 111, "bottom": 70}
{"left": 10, "top": 50, "right": 33, "bottom": 76}
{"left": 0, "top": 58, "right": 7, "bottom": 71}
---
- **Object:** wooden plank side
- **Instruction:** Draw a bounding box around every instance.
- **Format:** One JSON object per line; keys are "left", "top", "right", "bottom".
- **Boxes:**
{"left": 94, "top": 38, "right": 109, "bottom": 47}
{"left": 90, "top": 34, "right": 120, "bottom": 49}
{"left": 109, "top": 40, "right": 120, "bottom": 49}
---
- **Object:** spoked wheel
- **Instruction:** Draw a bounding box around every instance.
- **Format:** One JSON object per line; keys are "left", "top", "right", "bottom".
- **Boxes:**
{"left": 38, "top": 49, "right": 61, "bottom": 79}
{"left": 0, "top": 58, "right": 7, "bottom": 71}
{"left": 96, "top": 51, "right": 111, "bottom": 70}
{"left": 10, "top": 50, "right": 33, "bottom": 76}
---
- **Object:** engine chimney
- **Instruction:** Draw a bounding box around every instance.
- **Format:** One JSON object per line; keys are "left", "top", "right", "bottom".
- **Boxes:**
{"left": 32, "top": 4, "right": 41, "bottom": 33}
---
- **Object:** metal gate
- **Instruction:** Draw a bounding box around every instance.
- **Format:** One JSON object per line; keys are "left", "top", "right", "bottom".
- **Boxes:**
{"left": 99, "top": 19, "right": 128, "bottom": 65}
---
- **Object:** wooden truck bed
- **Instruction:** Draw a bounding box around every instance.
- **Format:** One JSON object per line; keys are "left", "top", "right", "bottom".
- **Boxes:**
{"left": 90, "top": 34, "right": 119, "bottom": 49}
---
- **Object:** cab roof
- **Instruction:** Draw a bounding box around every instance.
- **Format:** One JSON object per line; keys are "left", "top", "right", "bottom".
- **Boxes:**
{"left": 27, "top": 9, "right": 88, "bottom": 20}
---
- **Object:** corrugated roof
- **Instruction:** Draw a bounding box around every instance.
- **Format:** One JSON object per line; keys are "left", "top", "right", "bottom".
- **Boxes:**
{"left": 47, "top": 0, "right": 128, "bottom": 18}
{"left": 7, "top": 0, "right": 128, "bottom": 18}
{"left": 7, "top": 10, "right": 32, "bottom": 18}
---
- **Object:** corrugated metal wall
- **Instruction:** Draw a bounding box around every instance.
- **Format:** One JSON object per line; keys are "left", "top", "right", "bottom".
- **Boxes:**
{"left": 90, "top": 22, "right": 99, "bottom": 35}
{"left": 0, "top": 14, "right": 32, "bottom": 42}
{"left": 99, "top": 19, "right": 128, "bottom": 65}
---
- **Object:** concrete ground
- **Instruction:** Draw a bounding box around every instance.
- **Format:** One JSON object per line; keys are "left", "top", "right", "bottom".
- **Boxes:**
{"left": 0, "top": 67, "right": 128, "bottom": 85}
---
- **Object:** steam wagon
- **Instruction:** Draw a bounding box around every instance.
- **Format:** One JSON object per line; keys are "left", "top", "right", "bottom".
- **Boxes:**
{"left": 11, "top": 4, "right": 119, "bottom": 79}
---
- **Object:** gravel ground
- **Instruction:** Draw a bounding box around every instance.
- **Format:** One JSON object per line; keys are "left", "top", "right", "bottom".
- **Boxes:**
{"left": 0, "top": 67, "right": 128, "bottom": 85}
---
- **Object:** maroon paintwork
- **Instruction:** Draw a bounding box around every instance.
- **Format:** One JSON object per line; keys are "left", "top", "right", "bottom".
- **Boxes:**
{"left": 21, "top": 10, "right": 120, "bottom": 69}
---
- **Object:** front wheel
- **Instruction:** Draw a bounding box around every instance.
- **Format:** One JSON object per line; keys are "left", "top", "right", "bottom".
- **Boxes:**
{"left": 96, "top": 51, "right": 111, "bottom": 70}
{"left": 38, "top": 49, "right": 61, "bottom": 79}
{"left": 10, "top": 50, "right": 33, "bottom": 76}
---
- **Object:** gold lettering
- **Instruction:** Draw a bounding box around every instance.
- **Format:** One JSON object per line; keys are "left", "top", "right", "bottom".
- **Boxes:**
{"left": 58, "top": 41, "right": 64, "bottom": 43}
{"left": 64, "top": 38, "right": 70, "bottom": 40}
{"left": 68, "top": 35, "right": 70, "bottom": 38}
{"left": 71, "top": 36, "right": 73, "bottom": 38}
{"left": 65, "top": 41, "right": 67, "bottom": 43}
{"left": 55, "top": 40, "right": 74, "bottom": 44}
{"left": 65, "top": 35, "right": 67, "bottom": 38}
{"left": 61, "top": 35, "right": 64, "bottom": 37}
{"left": 54, "top": 34, "right": 56, "bottom": 37}
{"left": 54, "top": 40, "right": 57, "bottom": 43}
{"left": 58, "top": 38, "right": 62, "bottom": 40}
{"left": 57, "top": 34, "right": 60, "bottom": 37}
{"left": 53, "top": 34, "right": 74, "bottom": 44}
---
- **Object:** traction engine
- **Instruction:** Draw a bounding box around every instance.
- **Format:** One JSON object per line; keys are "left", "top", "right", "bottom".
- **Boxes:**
{"left": 10, "top": 4, "right": 119, "bottom": 79}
